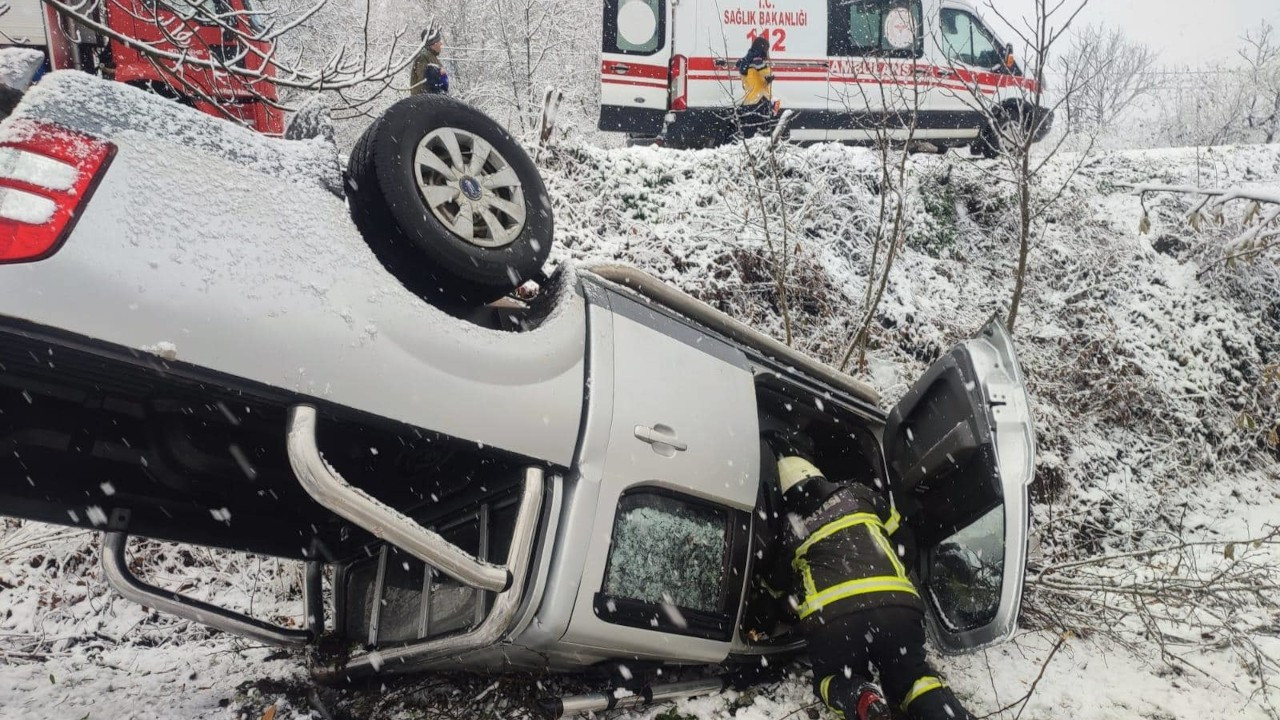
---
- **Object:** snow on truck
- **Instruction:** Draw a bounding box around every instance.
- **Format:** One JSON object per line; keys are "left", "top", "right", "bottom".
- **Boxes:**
{"left": 0, "top": 0, "right": 284, "bottom": 135}
{"left": 0, "top": 59, "right": 1036, "bottom": 714}
{"left": 600, "top": 0, "right": 1053, "bottom": 151}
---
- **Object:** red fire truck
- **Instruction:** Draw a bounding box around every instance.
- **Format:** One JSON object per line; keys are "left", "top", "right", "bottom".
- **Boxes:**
{"left": 0, "top": 0, "right": 284, "bottom": 135}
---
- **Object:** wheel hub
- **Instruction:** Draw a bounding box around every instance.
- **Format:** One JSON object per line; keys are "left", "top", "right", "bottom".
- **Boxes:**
{"left": 413, "top": 127, "right": 528, "bottom": 249}
{"left": 459, "top": 176, "right": 483, "bottom": 201}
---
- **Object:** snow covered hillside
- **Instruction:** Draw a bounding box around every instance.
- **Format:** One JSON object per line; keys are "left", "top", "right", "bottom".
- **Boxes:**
{"left": 1, "top": 139, "right": 1277, "bottom": 720}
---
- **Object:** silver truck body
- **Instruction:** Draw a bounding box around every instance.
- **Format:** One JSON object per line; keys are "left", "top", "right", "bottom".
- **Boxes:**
{"left": 0, "top": 70, "right": 1034, "bottom": 681}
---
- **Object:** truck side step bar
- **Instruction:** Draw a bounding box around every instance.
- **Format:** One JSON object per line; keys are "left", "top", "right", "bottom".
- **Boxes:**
{"left": 286, "top": 404, "right": 546, "bottom": 679}
{"left": 544, "top": 677, "right": 729, "bottom": 718}
{"left": 101, "top": 531, "right": 315, "bottom": 647}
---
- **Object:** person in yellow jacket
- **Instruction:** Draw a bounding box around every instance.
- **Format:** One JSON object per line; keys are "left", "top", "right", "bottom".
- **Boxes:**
{"left": 766, "top": 455, "right": 976, "bottom": 720}
{"left": 735, "top": 36, "right": 776, "bottom": 138}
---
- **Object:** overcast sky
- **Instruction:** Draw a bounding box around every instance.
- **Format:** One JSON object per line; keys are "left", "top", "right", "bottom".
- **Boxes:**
{"left": 984, "top": 0, "right": 1280, "bottom": 67}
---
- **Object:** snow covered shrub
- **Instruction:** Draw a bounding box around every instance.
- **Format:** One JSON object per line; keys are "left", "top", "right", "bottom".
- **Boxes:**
{"left": 907, "top": 169, "right": 960, "bottom": 259}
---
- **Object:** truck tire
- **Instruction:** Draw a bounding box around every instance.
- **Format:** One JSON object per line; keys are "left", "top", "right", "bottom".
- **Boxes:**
{"left": 346, "top": 95, "right": 553, "bottom": 305}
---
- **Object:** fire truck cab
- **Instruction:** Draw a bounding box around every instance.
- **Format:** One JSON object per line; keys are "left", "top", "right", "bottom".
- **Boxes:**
{"left": 0, "top": 0, "right": 284, "bottom": 135}
{"left": 599, "top": 0, "right": 1052, "bottom": 151}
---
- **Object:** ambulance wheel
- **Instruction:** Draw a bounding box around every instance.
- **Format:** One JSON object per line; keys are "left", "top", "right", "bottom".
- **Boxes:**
{"left": 347, "top": 94, "right": 554, "bottom": 305}
{"left": 977, "top": 120, "right": 1004, "bottom": 159}
{"left": 978, "top": 103, "right": 1036, "bottom": 159}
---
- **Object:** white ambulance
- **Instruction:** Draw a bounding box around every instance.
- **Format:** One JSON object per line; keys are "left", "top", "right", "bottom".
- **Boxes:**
{"left": 599, "top": 0, "right": 1052, "bottom": 152}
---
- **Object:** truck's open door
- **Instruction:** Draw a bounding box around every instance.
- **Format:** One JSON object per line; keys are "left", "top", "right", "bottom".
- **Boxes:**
{"left": 599, "top": 0, "right": 672, "bottom": 136}
{"left": 883, "top": 317, "right": 1035, "bottom": 653}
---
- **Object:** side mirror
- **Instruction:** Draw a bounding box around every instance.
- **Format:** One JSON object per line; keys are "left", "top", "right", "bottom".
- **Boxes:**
{"left": 998, "top": 42, "right": 1018, "bottom": 74}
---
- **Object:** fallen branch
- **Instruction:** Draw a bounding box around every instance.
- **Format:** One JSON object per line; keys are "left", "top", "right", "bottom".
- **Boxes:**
{"left": 1129, "top": 183, "right": 1280, "bottom": 271}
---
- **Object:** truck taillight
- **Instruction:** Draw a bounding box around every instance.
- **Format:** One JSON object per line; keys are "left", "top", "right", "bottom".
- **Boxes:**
{"left": 0, "top": 122, "right": 115, "bottom": 264}
{"left": 670, "top": 55, "right": 688, "bottom": 112}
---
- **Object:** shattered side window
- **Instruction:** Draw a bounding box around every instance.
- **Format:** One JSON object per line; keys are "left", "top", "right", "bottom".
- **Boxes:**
{"left": 602, "top": 492, "right": 729, "bottom": 613}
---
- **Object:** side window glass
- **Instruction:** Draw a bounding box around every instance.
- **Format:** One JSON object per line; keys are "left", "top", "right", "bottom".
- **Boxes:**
{"left": 603, "top": 493, "right": 727, "bottom": 611}
{"left": 831, "top": 0, "right": 923, "bottom": 58}
{"left": 942, "top": 9, "right": 1000, "bottom": 67}
{"left": 597, "top": 490, "right": 745, "bottom": 640}
{"left": 604, "top": 0, "right": 665, "bottom": 55}
{"left": 926, "top": 505, "right": 1004, "bottom": 631}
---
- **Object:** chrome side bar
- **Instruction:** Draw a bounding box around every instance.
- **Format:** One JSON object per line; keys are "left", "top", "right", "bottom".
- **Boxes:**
{"left": 549, "top": 678, "right": 729, "bottom": 717}
{"left": 101, "top": 532, "right": 312, "bottom": 647}
{"left": 286, "top": 405, "right": 510, "bottom": 593}
{"left": 314, "top": 468, "right": 545, "bottom": 679}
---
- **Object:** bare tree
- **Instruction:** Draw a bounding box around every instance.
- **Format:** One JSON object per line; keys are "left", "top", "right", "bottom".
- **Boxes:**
{"left": 44, "top": 0, "right": 425, "bottom": 119}
{"left": 1055, "top": 23, "right": 1158, "bottom": 134}
{"left": 832, "top": 50, "right": 928, "bottom": 373}
{"left": 1239, "top": 21, "right": 1280, "bottom": 144}
{"left": 1156, "top": 23, "right": 1280, "bottom": 149}
{"left": 319, "top": 0, "right": 600, "bottom": 139}
{"left": 945, "top": 0, "right": 1094, "bottom": 331}
{"left": 1157, "top": 66, "right": 1253, "bottom": 149}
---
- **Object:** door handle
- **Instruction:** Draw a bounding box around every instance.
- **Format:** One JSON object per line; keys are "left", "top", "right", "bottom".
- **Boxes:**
{"left": 634, "top": 424, "right": 688, "bottom": 454}
{"left": 936, "top": 68, "right": 957, "bottom": 77}
{"left": 613, "top": 64, "right": 631, "bottom": 75}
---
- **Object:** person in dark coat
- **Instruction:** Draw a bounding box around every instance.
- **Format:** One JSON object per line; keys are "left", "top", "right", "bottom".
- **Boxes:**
{"left": 768, "top": 455, "right": 976, "bottom": 720}
{"left": 735, "top": 36, "right": 775, "bottom": 138}
{"left": 410, "top": 24, "right": 449, "bottom": 95}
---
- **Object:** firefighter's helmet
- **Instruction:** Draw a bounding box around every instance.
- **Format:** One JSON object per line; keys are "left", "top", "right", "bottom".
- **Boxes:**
{"left": 777, "top": 456, "right": 824, "bottom": 495}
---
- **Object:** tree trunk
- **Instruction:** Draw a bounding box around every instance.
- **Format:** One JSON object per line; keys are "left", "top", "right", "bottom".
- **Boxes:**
{"left": 1007, "top": 152, "right": 1033, "bottom": 332}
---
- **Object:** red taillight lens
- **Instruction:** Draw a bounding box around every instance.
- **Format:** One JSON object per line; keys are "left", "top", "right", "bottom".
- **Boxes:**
{"left": 0, "top": 121, "right": 115, "bottom": 263}
{"left": 670, "top": 54, "right": 688, "bottom": 111}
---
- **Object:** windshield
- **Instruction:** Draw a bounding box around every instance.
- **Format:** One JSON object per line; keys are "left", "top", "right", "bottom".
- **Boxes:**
{"left": 151, "top": 0, "right": 234, "bottom": 24}
{"left": 240, "top": 0, "right": 265, "bottom": 33}
{"left": 926, "top": 505, "right": 1005, "bottom": 632}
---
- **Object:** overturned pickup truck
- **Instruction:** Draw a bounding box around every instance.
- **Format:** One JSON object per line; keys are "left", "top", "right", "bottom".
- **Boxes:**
{"left": 0, "top": 64, "right": 1034, "bottom": 712}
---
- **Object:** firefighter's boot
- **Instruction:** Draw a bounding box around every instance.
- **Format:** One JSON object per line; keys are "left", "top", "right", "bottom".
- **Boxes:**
{"left": 854, "top": 682, "right": 891, "bottom": 720}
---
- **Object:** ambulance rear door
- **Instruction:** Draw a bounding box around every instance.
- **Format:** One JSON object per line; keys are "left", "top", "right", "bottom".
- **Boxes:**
{"left": 600, "top": 0, "right": 673, "bottom": 136}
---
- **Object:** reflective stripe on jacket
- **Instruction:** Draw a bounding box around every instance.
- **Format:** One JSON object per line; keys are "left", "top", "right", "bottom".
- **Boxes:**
{"left": 774, "top": 477, "right": 923, "bottom": 624}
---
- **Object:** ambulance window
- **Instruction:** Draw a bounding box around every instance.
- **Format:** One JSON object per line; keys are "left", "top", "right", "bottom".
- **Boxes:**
{"left": 830, "top": 0, "right": 924, "bottom": 58}
{"left": 604, "top": 0, "right": 666, "bottom": 55}
{"left": 941, "top": 9, "right": 1001, "bottom": 67}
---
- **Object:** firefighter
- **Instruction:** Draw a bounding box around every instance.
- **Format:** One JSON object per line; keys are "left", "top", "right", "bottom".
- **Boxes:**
{"left": 410, "top": 24, "right": 449, "bottom": 95}
{"left": 771, "top": 455, "right": 975, "bottom": 720}
{"left": 735, "top": 36, "right": 775, "bottom": 138}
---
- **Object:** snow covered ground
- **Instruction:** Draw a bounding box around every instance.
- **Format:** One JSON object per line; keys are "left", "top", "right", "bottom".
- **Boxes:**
{"left": 1, "top": 134, "right": 1277, "bottom": 719}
